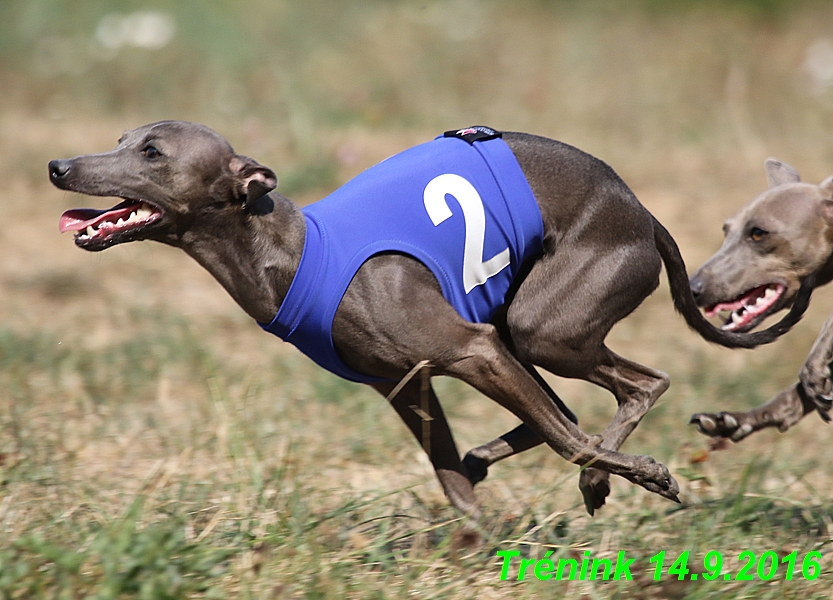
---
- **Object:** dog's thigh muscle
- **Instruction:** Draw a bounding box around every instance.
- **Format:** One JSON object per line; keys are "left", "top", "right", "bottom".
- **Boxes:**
{"left": 506, "top": 240, "right": 661, "bottom": 378}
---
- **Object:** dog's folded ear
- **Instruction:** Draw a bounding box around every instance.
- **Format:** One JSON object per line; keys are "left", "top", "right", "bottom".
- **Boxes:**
{"left": 764, "top": 158, "right": 801, "bottom": 188}
{"left": 229, "top": 155, "right": 278, "bottom": 208}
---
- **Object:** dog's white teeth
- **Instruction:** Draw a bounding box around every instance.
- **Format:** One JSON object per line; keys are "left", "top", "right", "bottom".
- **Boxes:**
{"left": 764, "top": 287, "right": 777, "bottom": 299}
{"left": 136, "top": 205, "right": 153, "bottom": 219}
{"left": 731, "top": 312, "right": 743, "bottom": 325}
{"left": 127, "top": 211, "right": 138, "bottom": 222}
{"left": 754, "top": 295, "right": 766, "bottom": 307}
{"left": 86, "top": 225, "right": 96, "bottom": 237}
{"left": 117, "top": 218, "right": 125, "bottom": 226}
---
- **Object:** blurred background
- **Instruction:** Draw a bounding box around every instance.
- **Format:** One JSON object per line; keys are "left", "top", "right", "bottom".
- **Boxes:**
{"left": 1, "top": 0, "right": 833, "bottom": 597}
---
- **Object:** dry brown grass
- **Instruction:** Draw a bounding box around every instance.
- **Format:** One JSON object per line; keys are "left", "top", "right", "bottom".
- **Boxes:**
{"left": 2, "top": 1, "right": 833, "bottom": 597}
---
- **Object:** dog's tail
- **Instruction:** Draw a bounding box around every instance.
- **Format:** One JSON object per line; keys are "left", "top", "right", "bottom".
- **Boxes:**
{"left": 652, "top": 216, "right": 815, "bottom": 349}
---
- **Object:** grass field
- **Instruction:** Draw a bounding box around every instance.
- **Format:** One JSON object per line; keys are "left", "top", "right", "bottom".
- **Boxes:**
{"left": 2, "top": 1, "right": 833, "bottom": 597}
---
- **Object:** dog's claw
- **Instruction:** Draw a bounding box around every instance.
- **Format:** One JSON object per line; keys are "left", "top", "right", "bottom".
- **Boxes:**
{"left": 690, "top": 411, "right": 754, "bottom": 441}
{"left": 811, "top": 391, "right": 833, "bottom": 421}
{"left": 690, "top": 413, "right": 716, "bottom": 434}
{"left": 734, "top": 423, "right": 754, "bottom": 439}
{"left": 622, "top": 457, "right": 680, "bottom": 504}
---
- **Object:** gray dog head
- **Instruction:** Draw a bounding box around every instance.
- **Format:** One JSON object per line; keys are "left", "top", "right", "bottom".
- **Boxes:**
{"left": 690, "top": 159, "right": 833, "bottom": 333}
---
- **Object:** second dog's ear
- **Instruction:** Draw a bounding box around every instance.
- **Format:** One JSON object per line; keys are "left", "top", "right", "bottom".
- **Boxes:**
{"left": 821, "top": 174, "right": 833, "bottom": 199}
{"left": 764, "top": 158, "right": 801, "bottom": 188}
{"left": 229, "top": 155, "right": 277, "bottom": 207}
{"left": 819, "top": 176, "right": 833, "bottom": 224}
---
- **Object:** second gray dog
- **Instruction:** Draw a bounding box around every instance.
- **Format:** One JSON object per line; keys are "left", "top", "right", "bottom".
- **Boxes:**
{"left": 691, "top": 158, "right": 833, "bottom": 440}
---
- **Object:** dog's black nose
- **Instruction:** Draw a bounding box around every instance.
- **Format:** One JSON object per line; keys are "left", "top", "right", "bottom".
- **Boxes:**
{"left": 48, "top": 159, "right": 71, "bottom": 181}
{"left": 690, "top": 274, "right": 704, "bottom": 299}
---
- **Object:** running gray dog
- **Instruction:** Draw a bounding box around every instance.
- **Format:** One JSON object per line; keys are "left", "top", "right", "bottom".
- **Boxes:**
{"left": 48, "top": 121, "right": 812, "bottom": 517}
{"left": 690, "top": 158, "right": 833, "bottom": 441}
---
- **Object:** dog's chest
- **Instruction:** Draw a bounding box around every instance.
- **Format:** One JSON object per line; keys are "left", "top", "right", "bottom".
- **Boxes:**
{"left": 261, "top": 133, "right": 543, "bottom": 382}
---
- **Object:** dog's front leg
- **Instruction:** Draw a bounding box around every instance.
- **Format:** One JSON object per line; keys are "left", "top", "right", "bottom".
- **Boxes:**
{"left": 799, "top": 312, "right": 833, "bottom": 419}
{"left": 462, "top": 364, "right": 575, "bottom": 485}
{"left": 692, "top": 312, "right": 833, "bottom": 441}
{"left": 370, "top": 378, "right": 480, "bottom": 520}
{"left": 690, "top": 384, "right": 816, "bottom": 441}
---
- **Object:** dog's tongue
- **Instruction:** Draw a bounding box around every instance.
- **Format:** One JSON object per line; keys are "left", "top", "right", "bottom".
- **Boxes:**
{"left": 59, "top": 205, "right": 136, "bottom": 233}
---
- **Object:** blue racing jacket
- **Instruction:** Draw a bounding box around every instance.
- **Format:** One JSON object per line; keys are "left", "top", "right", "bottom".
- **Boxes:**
{"left": 260, "top": 129, "right": 544, "bottom": 383}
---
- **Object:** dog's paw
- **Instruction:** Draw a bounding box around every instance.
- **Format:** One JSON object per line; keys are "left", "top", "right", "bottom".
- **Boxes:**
{"left": 799, "top": 362, "right": 833, "bottom": 419}
{"left": 461, "top": 452, "right": 489, "bottom": 485}
{"left": 627, "top": 457, "right": 680, "bottom": 503}
{"left": 579, "top": 467, "right": 610, "bottom": 516}
{"left": 689, "top": 411, "right": 754, "bottom": 442}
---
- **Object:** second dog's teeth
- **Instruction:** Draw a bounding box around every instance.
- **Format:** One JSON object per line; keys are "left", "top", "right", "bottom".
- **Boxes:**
{"left": 764, "top": 287, "right": 776, "bottom": 299}
{"left": 137, "top": 205, "right": 152, "bottom": 219}
{"left": 86, "top": 225, "right": 95, "bottom": 236}
{"left": 732, "top": 312, "right": 743, "bottom": 324}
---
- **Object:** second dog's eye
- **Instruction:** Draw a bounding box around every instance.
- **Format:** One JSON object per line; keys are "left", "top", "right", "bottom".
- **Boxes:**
{"left": 142, "top": 146, "right": 161, "bottom": 159}
{"left": 749, "top": 227, "right": 768, "bottom": 242}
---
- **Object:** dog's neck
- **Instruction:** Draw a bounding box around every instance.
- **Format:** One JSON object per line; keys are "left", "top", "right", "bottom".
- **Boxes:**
{"left": 815, "top": 249, "right": 833, "bottom": 289}
{"left": 176, "top": 192, "right": 306, "bottom": 324}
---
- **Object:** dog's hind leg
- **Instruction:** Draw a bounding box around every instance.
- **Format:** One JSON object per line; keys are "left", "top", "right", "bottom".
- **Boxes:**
{"left": 497, "top": 222, "right": 672, "bottom": 514}
{"left": 577, "top": 351, "right": 670, "bottom": 514}
{"left": 440, "top": 322, "right": 679, "bottom": 503}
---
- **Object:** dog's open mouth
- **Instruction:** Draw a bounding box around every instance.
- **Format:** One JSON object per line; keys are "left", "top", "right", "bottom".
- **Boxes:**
{"left": 59, "top": 200, "right": 162, "bottom": 249}
{"left": 704, "top": 283, "right": 786, "bottom": 332}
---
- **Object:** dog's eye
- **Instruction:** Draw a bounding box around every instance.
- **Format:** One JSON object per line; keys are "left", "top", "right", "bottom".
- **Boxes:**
{"left": 749, "top": 227, "right": 768, "bottom": 242}
{"left": 141, "top": 146, "right": 161, "bottom": 159}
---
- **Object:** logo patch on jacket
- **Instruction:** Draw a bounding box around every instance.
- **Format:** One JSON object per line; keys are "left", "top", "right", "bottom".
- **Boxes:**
{"left": 443, "top": 126, "right": 502, "bottom": 144}
{"left": 261, "top": 130, "right": 544, "bottom": 383}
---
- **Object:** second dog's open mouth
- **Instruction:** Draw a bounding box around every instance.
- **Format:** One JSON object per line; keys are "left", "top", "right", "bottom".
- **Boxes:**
{"left": 59, "top": 200, "right": 162, "bottom": 249}
{"left": 704, "top": 283, "right": 785, "bottom": 332}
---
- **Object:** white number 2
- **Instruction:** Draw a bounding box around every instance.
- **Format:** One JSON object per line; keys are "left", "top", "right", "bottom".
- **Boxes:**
{"left": 423, "top": 173, "right": 510, "bottom": 294}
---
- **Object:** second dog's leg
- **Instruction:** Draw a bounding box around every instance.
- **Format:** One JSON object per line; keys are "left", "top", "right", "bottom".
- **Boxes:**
{"left": 799, "top": 312, "right": 833, "bottom": 417}
{"left": 691, "top": 313, "right": 833, "bottom": 442}
{"left": 691, "top": 384, "right": 817, "bottom": 441}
